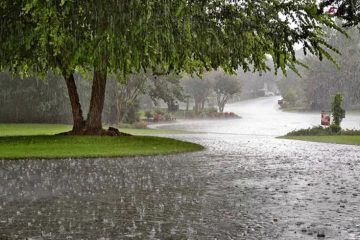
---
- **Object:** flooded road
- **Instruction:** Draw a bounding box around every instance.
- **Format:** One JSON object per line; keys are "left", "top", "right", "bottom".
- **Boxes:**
{"left": 1, "top": 97, "right": 360, "bottom": 239}
{"left": 156, "top": 96, "right": 360, "bottom": 136}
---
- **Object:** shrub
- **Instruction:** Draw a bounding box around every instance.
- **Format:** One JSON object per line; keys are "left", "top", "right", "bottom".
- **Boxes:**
{"left": 286, "top": 126, "right": 330, "bottom": 136}
{"left": 154, "top": 108, "right": 165, "bottom": 115}
{"left": 283, "top": 88, "right": 297, "bottom": 105}
{"left": 133, "top": 121, "right": 148, "bottom": 129}
{"left": 123, "top": 102, "right": 140, "bottom": 124}
{"left": 199, "top": 111, "right": 207, "bottom": 118}
{"left": 341, "top": 129, "right": 360, "bottom": 135}
{"left": 145, "top": 110, "right": 153, "bottom": 120}
{"left": 206, "top": 107, "right": 218, "bottom": 114}
{"left": 329, "top": 123, "right": 341, "bottom": 133}
{"left": 153, "top": 114, "right": 162, "bottom": 122}
{"left": 164, "top": 113, "right": 173, "bottom": 121}
{"left": 331, "top": 93, "right": 345, "bottom": 130}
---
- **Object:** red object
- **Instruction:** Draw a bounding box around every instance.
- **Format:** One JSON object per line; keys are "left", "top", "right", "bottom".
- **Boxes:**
{"left": 153, "top": 114, "right": 162, "bottom": 122}
{"left": 321, "top": 112, "right": 330, "bottom": 126}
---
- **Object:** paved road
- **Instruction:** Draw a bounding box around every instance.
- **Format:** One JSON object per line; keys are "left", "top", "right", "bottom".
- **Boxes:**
{"left": 1, "top": 97, "right": 360, "bottom": 239}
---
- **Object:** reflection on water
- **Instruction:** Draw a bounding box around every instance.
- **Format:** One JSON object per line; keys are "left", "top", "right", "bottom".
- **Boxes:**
{"left": 1, "top": 97, "right": 360, "bottom": 239}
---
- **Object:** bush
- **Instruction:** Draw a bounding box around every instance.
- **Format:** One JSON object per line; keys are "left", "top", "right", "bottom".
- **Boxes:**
{"left": 164, "top": 113, "right": 173, "bottom": 121}
{"left": 283, "top": 88, "right": 297, "bottom": 105}
{"left": 286, "top": 126, "right": 330, "bottom": 136}
{"left": 123, "top": 102, "right": 140, "bottom": 124}
{"left": 153, "top": 114, "right": 163, "bottom": 122}
{"left": 340, "top": 129, "right": 360, "bottom": 135}
{"left": 285, "top": 125, "right": 360, "bottom": 136}
{"left": 133, "top": 121, "right": 148, "bottom": 129}
{"left": 199, "top": 111, "right": 207, "bottom": 118}
{"left": 331, "top": 93, "right": 345, "bottom": 129}
{"left": 206, "top": 107, "right": 218, "bottom": 114}
{"left": 330, "top": 123, "right": 341, "bottom": 133}
{"left": 154, "top": 108, "right": 165, "bottom": 115}
{"left": 145, "top": 110, "right": 153, "bottom": 120}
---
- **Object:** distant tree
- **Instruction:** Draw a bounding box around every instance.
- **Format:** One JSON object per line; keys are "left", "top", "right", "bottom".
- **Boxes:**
{"left": 331, "top": 93, "right": 346, "bottom": 128}
{"left": 277, "top": 26, "right": 360, "bottom": 110}
{"left": 210, "top": 71, "right": 241, "bottom": 112}
{"left": 236, "top": 62, "right": 280, "bottom": 100}
{"left": 148, "top": 74, "right": 184, "bottom": 112}
{"left": 115, "top": 73, "right": 148, "bottom": 123}
{"left": 183, "top": 75, "right": 212, "bottom": 113}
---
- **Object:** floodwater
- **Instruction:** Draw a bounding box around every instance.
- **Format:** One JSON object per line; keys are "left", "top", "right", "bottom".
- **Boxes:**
{"left": 155, "top": 96, "right": 360, "bottom": 136}
{"left": 1, "top": 97, "right": 360, "bottom": 239}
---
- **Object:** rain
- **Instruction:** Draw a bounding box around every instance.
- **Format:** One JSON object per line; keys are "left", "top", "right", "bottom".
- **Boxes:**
{"left": 1, "top": 1, "right": 360, "bottom": 239}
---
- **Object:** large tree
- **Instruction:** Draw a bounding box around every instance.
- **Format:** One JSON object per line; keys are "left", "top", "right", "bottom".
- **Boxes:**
{"left": 1, "top": 0, "right": 342, "bottom": 135}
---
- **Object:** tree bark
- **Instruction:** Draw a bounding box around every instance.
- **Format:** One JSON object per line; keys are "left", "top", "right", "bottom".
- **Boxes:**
{"left": 64, "top": 73, "right": 85, "bottom": 133}
{"left": 201, "top": 100, "right": 205, "bottom": 110}
{"left": 194, "top": 100, "right": 199, "bottom": 113}
{"left": 85, "top": 68, "right": 107, "bottom": 135}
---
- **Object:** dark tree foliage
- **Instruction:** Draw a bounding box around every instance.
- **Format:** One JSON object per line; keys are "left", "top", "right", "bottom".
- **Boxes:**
{"left": 331, "top": 92, "right": 346, "bottom": 127}
{"left": 148, "top": 74, "right": 184, "bottom": 112}
{"left": 319, "top": 0, "right": 360, "bottom": 26}
{"left": 206, "top": 71, "right": 241, "bottom": 112}
{"left": 277, "top": 27, "right": 360, "bottom": 110}
{"left": 183, "top": 75, "right": 212, "bottom": 113}
{"left": 0, "top": 72, "right": 119, "bottom": 124}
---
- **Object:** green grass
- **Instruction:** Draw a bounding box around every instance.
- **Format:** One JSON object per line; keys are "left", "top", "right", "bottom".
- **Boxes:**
{"left": 0, "top": 123, "right": 190, "bottom": 136}
{"left": 281, "top": 135, "right": 360, "bottom": 146}
{"left": 0, "top": 124, "right": 203, "bottom": 159}
{"left": 0, "top": 124, "right": 72, "bottom": 136}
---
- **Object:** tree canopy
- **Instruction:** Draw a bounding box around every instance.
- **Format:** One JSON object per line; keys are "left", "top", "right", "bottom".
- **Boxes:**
{"left": 1, "top": 1, "right": 343, "bottom": 75}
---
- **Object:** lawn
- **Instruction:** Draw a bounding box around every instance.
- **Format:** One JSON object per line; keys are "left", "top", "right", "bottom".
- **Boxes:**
{"left": 0, "top": 123, "right": 192, "bottom": 136}
{"left": 282, "top": 135, "right": 360, "bottom": 146}
{"left": 0, "top": 124, "right": 203, "bottom": 159}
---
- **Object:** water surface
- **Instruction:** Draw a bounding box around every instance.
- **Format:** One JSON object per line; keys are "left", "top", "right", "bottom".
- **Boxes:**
{"left": 1, "top": 97, "right": 360, "bottom": 239}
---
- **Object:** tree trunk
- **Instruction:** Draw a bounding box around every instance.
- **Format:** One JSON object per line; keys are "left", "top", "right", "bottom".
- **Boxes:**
{"left": 64, "top": 73, "right": 85, "bottom": 133}
{"left": 194, "top": 100, "right": 199, "bottom": 113}
{"left": 201, "top": 100, "right": 205, "bottom": 110}
{"left": 117, "top": 100, "right": 128, "bottom": 123}
{"left": 85, "top": 68, "right": 107, "bottom": 134}
{"left": 219, "top": 103, "right": 224, "bottom": 113}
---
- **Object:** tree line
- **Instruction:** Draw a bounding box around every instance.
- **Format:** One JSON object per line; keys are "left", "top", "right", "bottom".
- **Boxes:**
{"left": 0, "top": 69, "right": 242, "bottom": 124}
{"left": 277, "top": 26, "right": 360, "bottom": 110}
